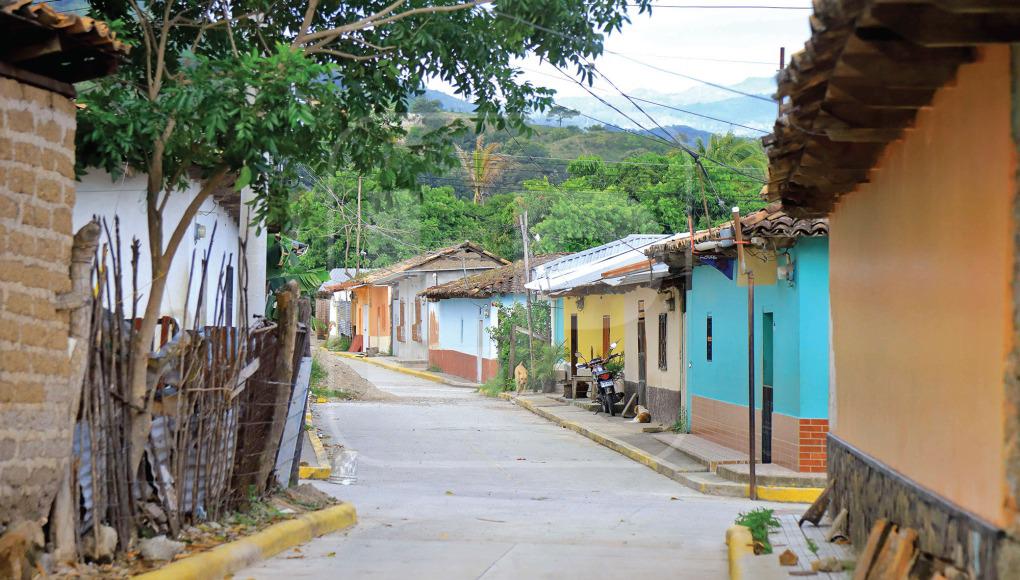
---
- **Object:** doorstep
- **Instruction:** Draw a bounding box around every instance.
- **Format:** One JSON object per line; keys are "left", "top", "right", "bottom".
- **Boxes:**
{"left": 717, "top": 463, "right": 827, "bottom": 489}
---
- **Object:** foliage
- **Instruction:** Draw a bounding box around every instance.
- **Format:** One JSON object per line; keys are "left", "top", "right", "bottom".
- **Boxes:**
{"left": 531, "top": 188, "right": 660, "bottom": 253}
{"left": 487, "top": 301, "right": 553, "bottom": 389}
{"left": 326, "top": 335, "right": 351, "bottom": 352}
{"left": 456, "top": 135, "right": 515, "bottom": 204}
{"left": 410, "top": 98, "right": 445, "bottom": 114}
{"left": 735, "top": 508, "right": 781, "bottom": 555}
{"left": 310, "top": 356, "right": 327, "bottom": 390}
{"left": 671, "top": 402, "right": 690, "bottom": 434}
{"left": 479, "top": 376, "right": 510, "bottom": 397}
{"left": 806, "top": 538, "right": 819, "bottom": 556}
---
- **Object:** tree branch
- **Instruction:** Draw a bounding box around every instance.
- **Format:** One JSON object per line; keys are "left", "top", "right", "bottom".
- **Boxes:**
{"left": 161, "top": 166, "right": 230, "bottom": 269}
{"left": 295, "top": 0, "right": 490, "bottom": 47}
{"left": 305, "top": 48, "right": 389, "bottom": 61}
{"left": 298, "top": 0, "right": 321, "bottom": 39}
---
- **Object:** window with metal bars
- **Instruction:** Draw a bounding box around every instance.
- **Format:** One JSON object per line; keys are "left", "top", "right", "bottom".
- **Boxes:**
{"left": 658, "top": 313, "right": 668, "bottom": 370}
{"left": 706, "top": 316, "right": 713, "bottom": 362}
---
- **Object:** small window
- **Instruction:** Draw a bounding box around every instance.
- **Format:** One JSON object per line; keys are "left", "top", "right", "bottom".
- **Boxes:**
{"left": 706, "top": 316, "right": 713, "bottom": 362}
{"left": 658, "top": 313, "right": 668, "bottom": 370}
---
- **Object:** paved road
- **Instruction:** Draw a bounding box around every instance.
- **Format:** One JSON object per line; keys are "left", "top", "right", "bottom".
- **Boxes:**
{"left": 244, "top": 359, "right": 792, "bottom": 579}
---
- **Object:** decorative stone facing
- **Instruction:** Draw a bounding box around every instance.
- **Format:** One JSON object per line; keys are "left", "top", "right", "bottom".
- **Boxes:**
{"left": 0, "top": 75, "right": 77, "bottom": 529}
{"left": 646, "top": 385, "right": 681, "bottom": 426}
{"left": 828, "top": 434, "right": 1008, "bottom": 579}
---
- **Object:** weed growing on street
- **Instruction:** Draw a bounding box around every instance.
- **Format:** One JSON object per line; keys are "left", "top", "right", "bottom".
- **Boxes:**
{"left": 735, "top": 508, "right": 781, "bottom": 554}
{"left": 806, "top": 538, "right": 819, "bottom": 556}
{"left": 479, "top": 377, "right": 510, "bottom": 397}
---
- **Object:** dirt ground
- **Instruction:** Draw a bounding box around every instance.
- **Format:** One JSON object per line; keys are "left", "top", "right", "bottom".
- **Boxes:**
{"left": 311, "top": 340, "right": 397, "bottom": 402}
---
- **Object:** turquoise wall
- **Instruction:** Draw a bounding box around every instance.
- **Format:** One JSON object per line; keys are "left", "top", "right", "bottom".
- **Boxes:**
{"left": 553, "top": 297, "right": 564, "bottom": 347}
{"left": 685, "top": 237, "right": 830, "bottom": 419}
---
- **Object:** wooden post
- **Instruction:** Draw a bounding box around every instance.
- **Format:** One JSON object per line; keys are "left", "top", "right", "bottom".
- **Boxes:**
{"left": 255, "top": 280, "right": 299, "bottom": 491}
{"left": 519, "top": 212, "right": 536, "bottom": 386}
{"left": 50, "top": 221, "right": 101, "bottom": 562}
{"left": 732, "top": 207, "right": 757, "bottom": 501}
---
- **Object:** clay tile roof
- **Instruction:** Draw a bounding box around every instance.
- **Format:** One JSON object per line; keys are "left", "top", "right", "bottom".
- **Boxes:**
{"left": 334, "top": 242, "right": 508, "bottom": 289}
{"left": 764, "top": 0, "right": 1019, "bottom": 217}
{"left": 421, "top": 254, "right": 567, "bottom": 300}
{"left": 646, "top": 202, "right": 827, "bottom": 257}
{"left": 1, "top": 0, "right": 130, "bottom": 85}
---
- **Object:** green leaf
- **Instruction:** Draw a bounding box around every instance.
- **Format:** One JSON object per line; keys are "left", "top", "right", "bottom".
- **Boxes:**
{"left": 236, "top": 166, "right": 252, "bottom": 191}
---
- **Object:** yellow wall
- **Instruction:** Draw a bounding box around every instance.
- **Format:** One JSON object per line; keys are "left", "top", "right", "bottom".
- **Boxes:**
{"left": 563, "top": 294, "right": 627, "bottom": 364}
{"left": 622, "top": 286, "right": 683, "bottom": 391}
{"left": 829, "top": 46, "right": 1014, "bottom": 526}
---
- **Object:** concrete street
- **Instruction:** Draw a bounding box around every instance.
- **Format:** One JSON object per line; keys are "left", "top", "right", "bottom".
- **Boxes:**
{"left": 244, "top": 358, "right": 796, "bottom": 579}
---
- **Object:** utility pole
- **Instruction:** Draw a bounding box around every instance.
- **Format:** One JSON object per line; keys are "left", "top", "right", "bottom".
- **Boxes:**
{"left": 519, "top": 211, "right": 536, "bottom": 384}
{"left": 355, "top": 175, "right": 363, "bottom": 276}
{"left": 733, "top": 206, "right": 757, "bottom": 500}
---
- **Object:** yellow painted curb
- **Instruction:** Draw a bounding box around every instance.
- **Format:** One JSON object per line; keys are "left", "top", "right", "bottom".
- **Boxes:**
{"left": 726, "top": 524, "right": 755, "bottom": 580}
{"left": 134, "top": 503, "right": 357, "bottom": 580}
{"left": 299, "top": 425, "right": 332, "bottom": 480}
{"left": 505, "top": 395, "right": 823, "bottom": 503}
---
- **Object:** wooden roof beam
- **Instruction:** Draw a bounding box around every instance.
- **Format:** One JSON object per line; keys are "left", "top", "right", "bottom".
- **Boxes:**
{"left": 870, "top": 3, "right": 1020, "bottom": 46}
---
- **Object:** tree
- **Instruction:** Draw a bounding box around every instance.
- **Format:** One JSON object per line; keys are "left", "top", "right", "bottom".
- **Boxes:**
{"left": 410, "top": 98, "right": 445, "bottom": 114}
{"left": 546, "top": 104, "right": 579, "bottom": 127}
{"left": 531, "top": 189, "right": 659, "bottom": 253}
{"left": 455, "top": 135, "right": 515, "bottom": 204}
{"left": 77, "top": 0, "right": 653, "bottom": 478}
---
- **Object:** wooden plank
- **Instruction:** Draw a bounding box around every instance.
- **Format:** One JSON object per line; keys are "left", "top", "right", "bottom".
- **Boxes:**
{"left": 853, "top": 518, "right": 891, "bottom": 580}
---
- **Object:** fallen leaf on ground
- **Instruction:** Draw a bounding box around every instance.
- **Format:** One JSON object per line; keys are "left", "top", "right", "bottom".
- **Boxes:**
{"left": 445, "top": 490, "right": 454, "bottom": 496}
{"left": 326, "top": 552, "right": 336, "bottom": 557}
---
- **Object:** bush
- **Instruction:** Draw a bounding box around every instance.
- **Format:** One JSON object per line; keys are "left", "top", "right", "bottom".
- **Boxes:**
{"left": 326, "top": 335, "right": 351, "bottom": 352}
{"left": 735, "top": 508, "right": 781, "bottom": 554}
{"left": 310, "top": 356, "right": 327, "bottom": 390}
{"left": 478, "top": 377, "right": 510, "bottom": 397}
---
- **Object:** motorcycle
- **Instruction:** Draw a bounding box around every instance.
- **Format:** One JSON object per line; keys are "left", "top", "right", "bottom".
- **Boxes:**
{"left": 575, "top": 342, "right": 625, "bottom": 416}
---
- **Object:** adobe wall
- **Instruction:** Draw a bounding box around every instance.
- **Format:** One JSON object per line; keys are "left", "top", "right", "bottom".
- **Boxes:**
{"left": 0, "top": 76, "right": 78, "bottom": 528}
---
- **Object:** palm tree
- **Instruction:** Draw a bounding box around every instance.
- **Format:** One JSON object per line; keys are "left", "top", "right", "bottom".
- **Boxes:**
{"left": 455, "top": 135, "right": 514, "bottom": 204}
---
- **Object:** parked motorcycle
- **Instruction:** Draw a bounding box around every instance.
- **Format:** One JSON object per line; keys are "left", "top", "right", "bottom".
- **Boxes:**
{"left": 575, "top": 342, "right": 624, "bottom": 416}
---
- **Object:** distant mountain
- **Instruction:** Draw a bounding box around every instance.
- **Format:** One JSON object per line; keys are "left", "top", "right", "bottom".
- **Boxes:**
{"left": 549, "top": 76, "right": 776, "bottom": 137}
{"left": 603, "top": 124, "right": 712, "bottom": 147}
{"left": 412, "top": 89, "right": 476, "bottom": 113}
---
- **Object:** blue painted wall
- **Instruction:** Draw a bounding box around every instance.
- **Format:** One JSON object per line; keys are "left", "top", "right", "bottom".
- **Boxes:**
{"left": 435, "top": 294, "right": 527, "bottom": 359}
{"left": 685, "top": 238, "right": 830, "bottom": 418}
{"left": 553, "top": 297, "right": 565, "bottom": 347}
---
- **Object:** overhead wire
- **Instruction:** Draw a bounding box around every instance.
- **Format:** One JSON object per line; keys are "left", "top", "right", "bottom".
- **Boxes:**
{"left": 498, "top": 12, "right": 775, "bottom": 103}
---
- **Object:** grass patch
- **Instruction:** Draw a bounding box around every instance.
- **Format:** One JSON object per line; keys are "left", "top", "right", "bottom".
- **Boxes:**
{"left": 326, "top": 335, "right": 351, "bottom": 352}
{"left": 311, "top": 385, "right": 357, "bottom": 400}
{"left": 478, "top": 377, "right": 510, "bottom": 397}
{"left": 735, "top": 508, "right": 781, "bottom": 554}
{"left": 311, "top": 356, "right": 327, "bottom": 389}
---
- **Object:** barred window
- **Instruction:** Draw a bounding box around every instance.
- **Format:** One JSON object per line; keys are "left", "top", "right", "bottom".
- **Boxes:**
{"left": 658, "top": 313, "right": 668, "bottom": 370}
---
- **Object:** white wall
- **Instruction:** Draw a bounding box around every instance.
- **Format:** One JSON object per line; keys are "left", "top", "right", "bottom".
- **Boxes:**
{"left": 74, "top": 169, "right": 264, "bottom": 328}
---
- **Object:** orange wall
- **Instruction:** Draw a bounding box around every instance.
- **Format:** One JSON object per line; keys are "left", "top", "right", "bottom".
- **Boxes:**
{"left": 829, "top": 46, "right": 1014, "bottom": 525}
{"left": 352, "top": 285, "right": 391, "bottom": 336}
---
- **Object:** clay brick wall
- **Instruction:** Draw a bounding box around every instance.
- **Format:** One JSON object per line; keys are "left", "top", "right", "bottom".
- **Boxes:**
{"left": 0, "top": 76, "right": 78, "bottom": 528}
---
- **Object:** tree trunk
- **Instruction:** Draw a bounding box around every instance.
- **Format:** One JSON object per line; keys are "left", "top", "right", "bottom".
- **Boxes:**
{"left": 50, "top": 221, "right": 101, "bottom": 562}
{"left": 255, "top": 281, "right": 299, "bottom": 490}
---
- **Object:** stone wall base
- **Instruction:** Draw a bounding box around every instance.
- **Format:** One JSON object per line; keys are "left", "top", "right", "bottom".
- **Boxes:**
{"left": 828, "top": 434, "right": 1007, "bottom": 578}
{"left": 647, "top": 385, "right": 681, "bottom": 426}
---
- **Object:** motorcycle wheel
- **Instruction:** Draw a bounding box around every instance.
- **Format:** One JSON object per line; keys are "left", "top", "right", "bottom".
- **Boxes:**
{"left": 604, "top": 392, "right": 615, "bottom": 416}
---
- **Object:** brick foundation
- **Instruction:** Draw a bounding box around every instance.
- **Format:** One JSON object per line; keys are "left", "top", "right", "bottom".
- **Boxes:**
{"left": 0, "top": 75, "right": 78, "bottom": 527}
{"left": 429, "top": 348, "right": 498, "bottom": 383}
{"left": 690, "top": 395, "right": 828, "bottom": 472}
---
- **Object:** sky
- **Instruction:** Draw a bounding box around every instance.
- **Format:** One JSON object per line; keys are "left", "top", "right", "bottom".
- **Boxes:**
{"left": 427, "top": 0, "right": 813, "bottom": 98}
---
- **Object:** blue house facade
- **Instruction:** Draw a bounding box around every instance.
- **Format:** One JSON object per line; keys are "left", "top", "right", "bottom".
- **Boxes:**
{"left": 648, "top": 207, "right": 830, "bottom": 473}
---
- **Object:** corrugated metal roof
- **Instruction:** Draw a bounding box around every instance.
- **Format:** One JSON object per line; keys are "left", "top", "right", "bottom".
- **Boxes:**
{"left": 527, "top": 233, "right": 675, "bottom": 294}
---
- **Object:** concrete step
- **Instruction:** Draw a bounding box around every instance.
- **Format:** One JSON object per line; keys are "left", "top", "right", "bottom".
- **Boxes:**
{"left": 716, "top": 462, "right": 827, "bottom": 489}
{"left": 651, "top": 432, "right": 757, "bottom": 472}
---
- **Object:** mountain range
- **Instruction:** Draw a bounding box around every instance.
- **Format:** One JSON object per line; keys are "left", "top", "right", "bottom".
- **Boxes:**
{"left": 417, "top": 75, "right": 776, "bottom": 138}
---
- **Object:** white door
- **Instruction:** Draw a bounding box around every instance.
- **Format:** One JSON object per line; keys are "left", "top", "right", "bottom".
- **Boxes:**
{"left": 362, "top": 304, "right": 370, "bottom": 350}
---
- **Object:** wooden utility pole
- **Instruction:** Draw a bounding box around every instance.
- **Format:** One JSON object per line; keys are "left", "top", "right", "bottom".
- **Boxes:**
{"left": 734, "top": 205, "right": 758, "bottom": 499}
{"left": 519, "top": 211, "right": 536, "bottom": 384}
{"left": 355, "top": 175, "right": 363, "bottom": 276}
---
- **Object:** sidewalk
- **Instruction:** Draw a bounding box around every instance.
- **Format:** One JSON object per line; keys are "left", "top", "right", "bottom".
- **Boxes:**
{"left": 501, "top": 392, "right": 825, "bottom": 503}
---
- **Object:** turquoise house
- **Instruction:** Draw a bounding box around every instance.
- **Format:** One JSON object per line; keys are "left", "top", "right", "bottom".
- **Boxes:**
{"left": 648, "top": 206, "right": 830, "bottom": 473}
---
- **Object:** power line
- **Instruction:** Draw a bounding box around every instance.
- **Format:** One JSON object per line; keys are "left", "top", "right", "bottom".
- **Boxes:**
{"left": 521, "top": 66, "right": 768, "bottom": 134}
{"left": 498, "top": 12, "right": 776, "bottom": 103}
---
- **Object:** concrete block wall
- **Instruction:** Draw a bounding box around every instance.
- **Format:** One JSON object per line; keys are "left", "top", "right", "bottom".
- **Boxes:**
{"left": 0, "top": 76, "right": 77, "bottom": 528}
